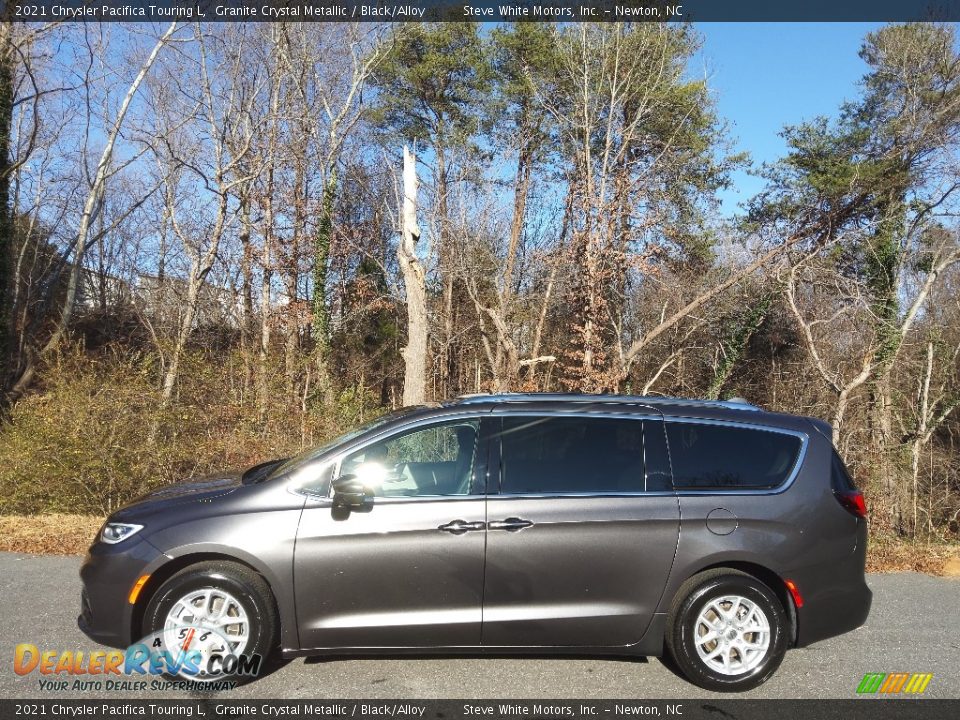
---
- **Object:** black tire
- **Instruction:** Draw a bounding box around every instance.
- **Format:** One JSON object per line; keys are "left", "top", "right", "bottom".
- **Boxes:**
{"left": 142, "top": 561, "right": 276, "bottom": 685}
{"left": 666, "top": 569, "right": 788, "bottom": 692}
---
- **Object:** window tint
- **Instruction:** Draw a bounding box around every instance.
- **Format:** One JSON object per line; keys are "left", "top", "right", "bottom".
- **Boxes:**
{"left": 268, "top": 407, "right": 418, "bottom": 482}
{"left": 290, "top": 461, "right": 334, "bottom": 496}
{"left": 340, "top": 419, "right": 480, "bottom": 497}
{"left": 831, "top": 450, "right": 858, "bottom": 491}
{"left": 666, "top": 422, "right": 802, "bottom": 490}
{"left": 499, "top": 416, "right": 647, "bottom": 494}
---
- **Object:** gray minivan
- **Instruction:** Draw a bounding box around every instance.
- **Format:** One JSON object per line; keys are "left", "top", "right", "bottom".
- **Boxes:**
{"left": 79, "top": 393, "right": 871, "bottom": 691}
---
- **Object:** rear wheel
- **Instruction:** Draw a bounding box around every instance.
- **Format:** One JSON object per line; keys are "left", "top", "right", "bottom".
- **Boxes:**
{"left": 666, "top": 570, "right": 788, "bottom": 692}
{"left": 142, "top": 561, "right": 276, "bottom": 684}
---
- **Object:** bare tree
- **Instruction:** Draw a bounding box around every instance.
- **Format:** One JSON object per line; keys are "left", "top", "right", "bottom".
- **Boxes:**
{"left": 154, "top": 25, "right": 258, "bottom": 401}
{"left": 901, "top": 341, "right": 960, "bottom": 536}
{"left": 397, "top": 145, "right": 426, "bottom": 406}
{"left": 8, "top": 22, "right": 179, "bottom": 400}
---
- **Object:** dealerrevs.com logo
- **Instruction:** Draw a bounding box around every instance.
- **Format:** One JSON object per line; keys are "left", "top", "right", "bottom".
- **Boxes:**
{"left": 856, "top": 673, "right": 934, "bottom": 695}
{"left": 14, "top": 626, "right": 262, "bottom": 692}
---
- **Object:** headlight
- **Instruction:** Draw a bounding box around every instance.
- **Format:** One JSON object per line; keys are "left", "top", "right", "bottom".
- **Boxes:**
{"left": 100, "top": 522, "right": 144, "bottom": 545}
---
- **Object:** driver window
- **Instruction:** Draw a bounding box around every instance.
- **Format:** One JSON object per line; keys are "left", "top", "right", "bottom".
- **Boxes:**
{"left": 340, "top": 419, "right": 480, "bottom": 498}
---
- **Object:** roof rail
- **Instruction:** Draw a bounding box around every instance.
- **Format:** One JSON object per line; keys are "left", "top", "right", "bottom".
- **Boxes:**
{"left": 451, "top": 392, "right": 760, "bottom": 412}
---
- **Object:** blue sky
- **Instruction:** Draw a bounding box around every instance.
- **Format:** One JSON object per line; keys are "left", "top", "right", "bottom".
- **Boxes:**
{"left": 695, "top": 22, "right": 884, "bottom": 215}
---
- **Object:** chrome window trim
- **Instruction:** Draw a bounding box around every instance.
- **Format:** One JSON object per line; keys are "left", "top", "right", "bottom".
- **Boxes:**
{"left": 489, "top": 407, "right": 662, "bottom": 421}
{"left": 491, "top": 491, "right": 676, "bottom": 500}
{"left": 454, "top": 392, "right": 761, "bottom": 412}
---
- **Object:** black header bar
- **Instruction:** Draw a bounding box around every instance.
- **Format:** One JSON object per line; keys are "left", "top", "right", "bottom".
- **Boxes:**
{"left": 4, "top": 1, "right": 960, "bottom": 23}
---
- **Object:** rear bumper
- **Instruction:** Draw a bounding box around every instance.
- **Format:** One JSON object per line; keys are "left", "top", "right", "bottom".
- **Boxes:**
{"left": 78, "top": 537, "right": 166, "bottom": 650}
{"left": 794, "top": 520, "right": 872, "bottom": 647}
{"left": 795, "top": 577, "right": 872, "bottom": 647}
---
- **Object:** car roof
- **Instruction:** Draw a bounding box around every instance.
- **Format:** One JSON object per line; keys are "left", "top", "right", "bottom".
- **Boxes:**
{"left": 444, "top": 392, "right": 759, "bottom": 414}
{"left": 342, "top": 394, "right": 817, "bottom": 451}
{"left": 435, "top": 393, "right": 818, "bottom": 433}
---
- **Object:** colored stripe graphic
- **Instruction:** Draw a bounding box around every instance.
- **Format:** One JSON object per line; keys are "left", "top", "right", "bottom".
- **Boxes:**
{"left": 903, "top": 674, "right": 934, "bottom": 694}
{"left": 857, "top": 673, "right": 886, "bottom": 694}
{"left": 880, "top": 673, "right": 909, "bottom": 693}
{"left": 857, "top": 672, "right": 932, "bottom": 694}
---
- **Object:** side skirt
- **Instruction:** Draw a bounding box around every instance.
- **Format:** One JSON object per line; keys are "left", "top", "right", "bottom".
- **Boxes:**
{"left": 281, "top": 613, "right": 668, "bottom": 660}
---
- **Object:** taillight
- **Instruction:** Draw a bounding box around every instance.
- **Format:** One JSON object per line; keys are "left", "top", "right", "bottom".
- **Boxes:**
{"left": 835, "top": 490, "right": 867, "bottom": 519}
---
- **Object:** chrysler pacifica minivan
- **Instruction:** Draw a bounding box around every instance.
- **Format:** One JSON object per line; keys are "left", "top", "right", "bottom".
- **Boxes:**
{"left": 79, "top": 393, "right": 871, "bottom": 691}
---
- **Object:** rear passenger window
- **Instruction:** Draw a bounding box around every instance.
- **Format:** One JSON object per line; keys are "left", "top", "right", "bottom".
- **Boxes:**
{"left": 666, "top": 422, "right": 802, "bottom": 490}
{"left": 499, "top": 416, "right": 647, "bottom": 494}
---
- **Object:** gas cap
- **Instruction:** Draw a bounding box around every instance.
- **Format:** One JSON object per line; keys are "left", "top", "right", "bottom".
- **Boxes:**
{"left": 706, "top": 507, "right": 739, "bottom": 536}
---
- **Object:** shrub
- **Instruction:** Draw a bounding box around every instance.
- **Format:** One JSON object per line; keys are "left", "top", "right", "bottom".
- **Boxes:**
{"left": 0, "top": 346, "right": 383, "bottom": 515}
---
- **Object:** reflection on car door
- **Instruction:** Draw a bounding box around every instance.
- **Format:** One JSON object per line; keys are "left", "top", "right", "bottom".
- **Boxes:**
{"left": 293, "top": 416, "right": 490, "bottom": 649}
{"left": 481, "top": 412, "right": 679, "bottom": 647}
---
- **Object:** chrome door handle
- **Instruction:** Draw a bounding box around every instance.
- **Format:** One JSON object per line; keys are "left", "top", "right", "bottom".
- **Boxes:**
{"left": 488, "top": 517, "right": 533, "bottom": 532}
{"left": 438, "top": 520, "right": 485, "bottom": 534}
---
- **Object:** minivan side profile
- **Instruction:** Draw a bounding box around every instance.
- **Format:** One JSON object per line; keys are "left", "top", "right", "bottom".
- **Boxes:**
{"left": 79, "top": 393, "right": 871, "bottom": 692}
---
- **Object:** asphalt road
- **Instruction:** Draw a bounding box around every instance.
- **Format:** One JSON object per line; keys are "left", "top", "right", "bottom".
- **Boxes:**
{"left": 1, "top": 552, "right": 957, "bottom": 700}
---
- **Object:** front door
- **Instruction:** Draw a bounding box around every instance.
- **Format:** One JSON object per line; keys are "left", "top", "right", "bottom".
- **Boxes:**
{"left": 482, "top": 412, "right": 680, "bottom": 647}
{"left": 294, "top": 416, "right": 489, "bottom": 650}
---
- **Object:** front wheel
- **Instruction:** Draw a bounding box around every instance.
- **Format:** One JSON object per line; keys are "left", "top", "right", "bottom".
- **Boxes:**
{"left": 142, "top": 561, "right": 276, "bottom": 684}
{"left": 666, "top": 570, "right": 788, "bottom": 692}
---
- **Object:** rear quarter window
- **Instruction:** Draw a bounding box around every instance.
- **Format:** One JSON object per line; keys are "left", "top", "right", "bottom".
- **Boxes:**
{"left": 665, "top": 421, "right": 803, "bottom": 490}
{"left": 831, "top": 449, "right": 858, "bottom": 491}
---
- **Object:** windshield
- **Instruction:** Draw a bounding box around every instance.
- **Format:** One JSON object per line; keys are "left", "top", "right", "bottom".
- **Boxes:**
{"left": 265, "top": 407, "right": 423, "bottom": 482}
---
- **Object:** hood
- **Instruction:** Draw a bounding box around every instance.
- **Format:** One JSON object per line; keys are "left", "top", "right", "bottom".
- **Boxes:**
{"left": 111, "top": 471, "right": 244, "bottom": 521}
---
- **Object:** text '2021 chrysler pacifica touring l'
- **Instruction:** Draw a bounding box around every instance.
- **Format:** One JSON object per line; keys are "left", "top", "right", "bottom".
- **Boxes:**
{"left": 79, "top": 393, "right": 871, "bottom": 691}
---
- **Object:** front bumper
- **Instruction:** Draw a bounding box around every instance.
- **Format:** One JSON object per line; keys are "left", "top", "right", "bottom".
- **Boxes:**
{"left": 77, "top": 536, "right": 167, "bottom": 649}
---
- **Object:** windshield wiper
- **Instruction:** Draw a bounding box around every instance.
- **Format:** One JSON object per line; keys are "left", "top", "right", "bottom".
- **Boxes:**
{"left": 241, "top": 458, "right": 287, "bottom": 485}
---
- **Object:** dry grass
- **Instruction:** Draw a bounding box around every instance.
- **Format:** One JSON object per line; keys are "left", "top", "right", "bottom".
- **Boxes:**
{"left": 865, "top": 535, "right": 960, "bottom": 575}
{"left": 0, "top": 514, "right": 104, "bottom": 555}
{"left": 0, "top": 515, "right": 958, "bottom": 577}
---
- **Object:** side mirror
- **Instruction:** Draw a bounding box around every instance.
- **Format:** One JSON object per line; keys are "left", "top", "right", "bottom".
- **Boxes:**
{"left": 332, "top": 474, "right": 369, "bottom": 508}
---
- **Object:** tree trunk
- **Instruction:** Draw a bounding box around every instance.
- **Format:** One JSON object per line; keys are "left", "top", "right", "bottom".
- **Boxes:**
{"left": 160, "top": 191, "right": 226, "bottom": 401}
{"left": 311, "top": 173, "right": 336, "bottom": 408}
{"left": 257, "top": 173, "right": 275, "bottom": 416}
{"left": 874, "top": 366, "right": 900, "bottom": 530}
{"left": 909, "top": 344, "right": 933, "bottom": 538}
{"left": 284, "top": 269, "right": 299, "bottom": 405}
{"left": 239, "top": 194, "right": 254, "bottom": 396}
{"left": 502, "top": 140, "right": 533, "bottom": 303}
{"left": 0, "top": 18, "right": 13, "bottom": 391}
{"left": 312, "top": 174, "right": 335, "bottom": 348}
{"left": 160, "top": 266, "right": 203, "bottom": 401}
{"left": 435, "top": 146, "right": 454, "bottom": 397}
{"left": 398, "top": 145, "right": 427, "bottom": 406}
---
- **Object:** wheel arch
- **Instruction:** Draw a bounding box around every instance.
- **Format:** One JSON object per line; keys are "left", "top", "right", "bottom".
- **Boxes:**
{"left": 670, "top": 560, "right": 798, "bottom": 647}
{"left": 131, "top": 552, "right": 288, "bottom": 650}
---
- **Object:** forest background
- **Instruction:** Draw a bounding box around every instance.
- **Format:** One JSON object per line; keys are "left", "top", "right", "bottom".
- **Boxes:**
{"left": 1, "top": 20, "right": 959, "bottom": 568}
